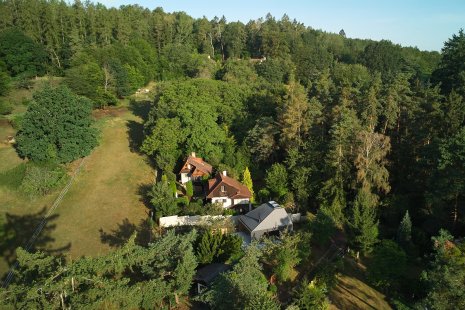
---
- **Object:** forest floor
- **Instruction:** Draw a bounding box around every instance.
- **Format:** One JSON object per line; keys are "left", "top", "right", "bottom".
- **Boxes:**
{"left": 0, "top": 80, "right": 155, "bottom": 277}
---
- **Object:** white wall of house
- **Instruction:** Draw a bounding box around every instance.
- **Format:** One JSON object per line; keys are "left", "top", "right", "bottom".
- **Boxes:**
{"left": 212, "top": 197, "right": 232, "bottom": 208}
{"left": 234, "top": 198, "right": 250, "bottom": 205}
{"left": 180, "top": 173, "right": 190, "bottom": 184}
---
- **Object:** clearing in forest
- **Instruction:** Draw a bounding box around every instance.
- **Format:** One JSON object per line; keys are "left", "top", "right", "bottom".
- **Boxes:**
{"left": 0, "top": 101, "right": 153, "bottom": 275}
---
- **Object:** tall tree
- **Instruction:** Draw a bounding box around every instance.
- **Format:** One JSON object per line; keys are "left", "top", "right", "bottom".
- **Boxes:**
{"left": 201, "top": 245, "right": 279, "bottom": 310}
{"left": 432, "top": 29, "right": 465, "bottom": 96}
{"left": 397, "top": 210, "right": 412, "bottom": 247}
{"left": 0, "top": 28, "right": 47, "bottom": 77}
{"left": 422, "top": 230, "right": 465, "bottom": 309}
{"left": 279, "top": 81, "right": 311, "bottom": 149}
{"left": 242, "top": 167, "right": 255, "bottom": 203}
{"left": 16, "top": 85, "right": 98, "bottom": 163}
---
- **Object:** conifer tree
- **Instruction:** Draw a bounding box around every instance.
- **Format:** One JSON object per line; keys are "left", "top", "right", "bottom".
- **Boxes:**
{"left": 242, "top": 166, "right": 255, "bottom": 203}
{"left": 352, "top": 189, "right": 379, "bottom": 254}
{"left": 186, "top": 180, "right": 194, "bottom": 198}
{"left": 196, "top": 230, "right": 224, "bottom": 265}
{"left": 397, "top": 210, "right": 412, "bottom": 247}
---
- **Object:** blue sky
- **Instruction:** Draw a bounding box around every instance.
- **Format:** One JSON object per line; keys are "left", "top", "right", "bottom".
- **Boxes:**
{"left": 96, "top": 0, "right": 465, "bottom": 51}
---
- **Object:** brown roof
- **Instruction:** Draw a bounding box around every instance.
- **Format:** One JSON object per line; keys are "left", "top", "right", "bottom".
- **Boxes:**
{"left": 207, "top": 173, "right": 252, "bottom": 199}
{"left": 180, "top": 156, "right": 213, "bottom": 174}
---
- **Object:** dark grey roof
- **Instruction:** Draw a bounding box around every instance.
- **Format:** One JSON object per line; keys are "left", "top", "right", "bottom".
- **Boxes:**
{"left": 194, "top": 263, "right": 230, "bottom": 284}
{"left": 239, "top": 201, "right": 292, "bottom": 233}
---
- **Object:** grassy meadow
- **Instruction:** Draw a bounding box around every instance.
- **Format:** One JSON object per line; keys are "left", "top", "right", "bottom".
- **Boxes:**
{"left": 0, "top": 79, "right": 154, "bottom": 276}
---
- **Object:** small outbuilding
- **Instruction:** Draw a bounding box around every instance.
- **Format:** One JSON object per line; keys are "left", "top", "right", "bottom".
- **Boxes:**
{"left": 193, "top": 263, "right": 231, "bottom": 294}
{"left": 239, "top": 201, "right": 293, "bottom": 240}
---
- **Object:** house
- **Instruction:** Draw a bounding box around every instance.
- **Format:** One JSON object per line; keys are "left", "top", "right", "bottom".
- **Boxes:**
{"left": 206, "top": 171, "right": 251, "bottom": 209}
{"left": 194, "top": 263, "right": 231, "bottom": 294}
{"left": 179, "top": 152, "right": 213, "bottom": 184}
{"left": 239, "top": 201, "right": 293, "bottom": 240}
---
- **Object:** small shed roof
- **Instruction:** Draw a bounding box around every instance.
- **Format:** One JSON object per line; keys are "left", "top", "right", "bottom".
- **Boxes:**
{"left": 194, "top": 263, "right": 230, "bottom": 285}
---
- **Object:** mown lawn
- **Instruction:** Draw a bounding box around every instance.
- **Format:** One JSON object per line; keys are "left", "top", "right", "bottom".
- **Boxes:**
{"left": 0, "top": 88, "right": 154, "bottom": 275}
{"left": 329, "top": 258, "right": 392, "bottom": 310}
{"left": 45, "top": 109, "right": 153, "bottom": 259}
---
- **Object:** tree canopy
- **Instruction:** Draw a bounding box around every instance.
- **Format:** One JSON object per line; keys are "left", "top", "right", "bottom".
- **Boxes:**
{"left": 16, "top": 85, "right": 98, "bottom": 163}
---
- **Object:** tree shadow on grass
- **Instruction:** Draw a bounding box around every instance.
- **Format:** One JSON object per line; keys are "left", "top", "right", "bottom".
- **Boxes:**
{"left": 0, "top": 207, "right": 71, "bottom": 276}
{"left": 99, "top": 217, "right": 154, "bottom": 248}
{"left": 138, "top": 183, "right": 153, "bottom": 210}
{"left": 127, "top": 119, "right": 145, "bottom": 154}
{"left": 128, "top": 99, "right": 151, "bottom": 122}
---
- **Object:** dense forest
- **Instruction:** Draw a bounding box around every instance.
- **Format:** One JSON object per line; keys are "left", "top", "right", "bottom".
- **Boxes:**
{"left": 1, "top": 0, "right": 465, "bottom": 309}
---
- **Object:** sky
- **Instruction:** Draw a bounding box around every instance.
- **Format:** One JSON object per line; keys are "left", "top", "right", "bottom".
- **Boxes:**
{"left": 95, "top": 0, "right": 465, "bottom": 51}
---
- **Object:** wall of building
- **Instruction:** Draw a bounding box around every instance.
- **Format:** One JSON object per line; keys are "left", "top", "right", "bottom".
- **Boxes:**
{"left": 180, "top": 173, "right": 190, "bottom": 184}
{"left": 159, "top": 214, "right": 239, "bottom": 227}
{"left": 212, "top": 196, "right": 232, "bottom": 208}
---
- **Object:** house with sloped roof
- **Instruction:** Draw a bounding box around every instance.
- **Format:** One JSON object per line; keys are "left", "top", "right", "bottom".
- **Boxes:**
{"left": 179, "top": 152, "right": 213, "bottom": 184}
{"left": 206, "top": 171, "right": 251, "bottom": 209}
{"left": 239, "top": 201, "right": 293, "bottom": 240}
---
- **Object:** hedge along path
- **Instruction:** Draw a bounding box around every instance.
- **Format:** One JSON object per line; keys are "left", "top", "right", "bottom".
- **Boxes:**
{"left": 2, "top": 157, "right": 87, "bottom": 288}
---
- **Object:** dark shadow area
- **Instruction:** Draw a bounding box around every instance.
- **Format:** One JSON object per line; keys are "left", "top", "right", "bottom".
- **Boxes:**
{"left": 138, "top": 183, "right": 153, "bottom": 210}
{"left": 127, "top": 119, "right": 145, "bottom": 153}
{"left": 0, "top": 207, "right": 71, "bottom": 276}
{"left": 99, "top": 217, "right": 153, "bottom": 248}
{"left": 128, "top": 99, "right": 151, "bottom": 122}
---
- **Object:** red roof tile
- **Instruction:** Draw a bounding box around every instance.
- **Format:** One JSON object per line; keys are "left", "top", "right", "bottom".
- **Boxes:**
{"left": 207, "top": 173, "right": 251, "bottom": 199}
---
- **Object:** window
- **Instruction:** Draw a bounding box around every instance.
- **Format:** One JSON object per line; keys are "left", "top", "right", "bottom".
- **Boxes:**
{"left": 221, "top": 185, "right": 225, "bottom": 192}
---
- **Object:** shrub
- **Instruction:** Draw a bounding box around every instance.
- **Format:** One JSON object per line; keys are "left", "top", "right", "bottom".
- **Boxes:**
{"left": 311, "top": 206, "right": 337, "bottom": 246}
{"left": 185, "top": 180, "right": 193, "bottom": 197}
{"left": 368, "top": 239, "right": 407, "bottom": 292}
{"left": 0, "top": 100, "right": 13, "bottom": 115}
{"left": 203, "top": 203, "right": 224, "bottom": 215}
{"left": 10, "top": 113, "right": 24, "bottom": 130}
{"left": 20, "top": 163, "right": 68, "bottom": 197}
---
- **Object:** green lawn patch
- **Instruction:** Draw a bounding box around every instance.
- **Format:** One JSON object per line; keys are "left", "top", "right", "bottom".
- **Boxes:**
{"left": 0, "top": 163, "right": 26, "bottom": 189}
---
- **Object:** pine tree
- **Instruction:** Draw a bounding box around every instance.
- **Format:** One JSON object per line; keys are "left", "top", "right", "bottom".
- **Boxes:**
{"left": 279, "top": 81, "right": 311, "bottom": 149}
{"left": 196, "top": 230, "right": 224, "bottom": 265}
{"left": 242, "top": 167, "right": 255, "bottom": 203}
{"left": 397, "top": 210, "right": 412, "bottom": 247}
{"left": 352, "top": 189, "right": 379, "bottom": 254}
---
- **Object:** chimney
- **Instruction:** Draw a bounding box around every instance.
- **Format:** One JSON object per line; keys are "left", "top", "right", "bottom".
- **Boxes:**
{"left": 222, "top": 171, "right": 227, "bottom": 176}
{"left": 191, "top": 152, "right": 196, "bottom": 158}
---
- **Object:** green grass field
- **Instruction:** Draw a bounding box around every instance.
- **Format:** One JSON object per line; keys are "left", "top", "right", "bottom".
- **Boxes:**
{"left": 329, "top": 259, "right": 392, "bottom": 310}
{"left": 0, "top": 80, "right": 154, "bottom": 276}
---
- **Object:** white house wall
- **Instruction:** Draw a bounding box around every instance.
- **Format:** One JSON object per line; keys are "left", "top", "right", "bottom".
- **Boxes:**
{"left": 180, "top": 173, "right": 190, "bottom": 184}
{"left": 211, "top": 197, "right": 232, "bottom": 208}
{"left": 234, "top": 198, "right": 250, "bottom": 205}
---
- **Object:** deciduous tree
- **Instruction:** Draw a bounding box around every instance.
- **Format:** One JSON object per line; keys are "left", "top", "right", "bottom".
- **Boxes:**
{"left": 16, "top": 85, "right": 98, "bottom": 163}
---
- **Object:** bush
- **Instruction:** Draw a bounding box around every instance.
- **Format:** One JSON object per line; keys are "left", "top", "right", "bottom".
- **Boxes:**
{"left": 20, "top": 163, "right": 68, "bottom": 197}
{"left": 203, "top": 203, "right": 224, "bottom": 215}
{"left": 182, "top": 201, "right": 203, "bottom": 215}
{"left": 185, "top": 180, "right": 193, "bottom": 197}
{"left": 15, "top": 74, "right": 34, "bottom": 89}
{"left": 311, "top": 207, "right": 337, "bottom": 246}
{"left": 0, "top": 100, "right": 13, "bottom": 115}
{"left": 10, "top": 113, "right": 24, "bottom": 130}
{"left": 367, "top": 239, "right": 407, "bottom": 292}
